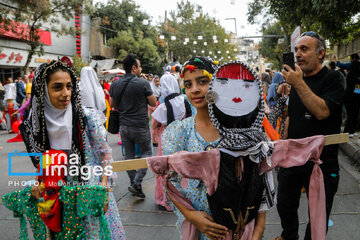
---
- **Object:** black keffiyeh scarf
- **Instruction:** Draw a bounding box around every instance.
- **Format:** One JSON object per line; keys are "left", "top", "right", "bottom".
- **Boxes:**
{"left": 19, "top": 61, "right": 86, "bottom": 182}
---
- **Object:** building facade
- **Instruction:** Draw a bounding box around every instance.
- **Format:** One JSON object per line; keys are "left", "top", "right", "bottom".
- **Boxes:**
{"left": 0, "top": 0, "right": 90, "bottom": 82}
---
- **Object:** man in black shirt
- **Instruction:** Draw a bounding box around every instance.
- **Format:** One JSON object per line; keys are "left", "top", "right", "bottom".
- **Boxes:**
{"left": 110, "top": 54, "right": 157, "bottom": 198}
{"left": 272, "top": 32, "right": 345, "bottom": 240}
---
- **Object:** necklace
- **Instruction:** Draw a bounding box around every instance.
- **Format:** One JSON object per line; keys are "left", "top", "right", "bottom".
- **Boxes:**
{"left": 194, "top": 130, "right": 218, "bottom": 151}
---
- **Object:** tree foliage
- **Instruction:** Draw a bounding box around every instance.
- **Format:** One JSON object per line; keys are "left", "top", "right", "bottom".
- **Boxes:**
{"left": 0, "top": 0, "right": 93, "bottom": 74}
{"left": 93, "top": 0, "right": 165, "bottom": 74}
{"left": 258, "top": 21, "right": 288, "bottom": 70}
{"left": 72, "top": 54, "right": 87, "bottom": 77}
{"left": 247, "top": 0, "right": 360, "bottom": 44}
{"left": 159, "top": 0, "right": 237, "bottom": 64}
{"left": 107, "top": 30, "right": 161, "bottom": 74}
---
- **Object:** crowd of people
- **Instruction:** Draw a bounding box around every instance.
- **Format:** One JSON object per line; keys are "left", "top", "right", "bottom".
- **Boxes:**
{"left": 1, "top": 30, "right": 360, "bottom": 240}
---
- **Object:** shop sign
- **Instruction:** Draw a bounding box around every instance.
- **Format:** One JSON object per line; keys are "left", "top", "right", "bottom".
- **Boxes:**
{"left": 35, "top": 58, "right": 52, "bottom": 63}
{"left": 0, "top": 48, "right": 29, "bottom": 66}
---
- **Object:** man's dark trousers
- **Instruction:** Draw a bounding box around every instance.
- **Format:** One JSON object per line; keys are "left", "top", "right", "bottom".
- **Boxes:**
{"left": 120, "top": 125, "right": 152, "bottom": 187}
{"left": 277, "top": 164, "right": 339, "bottom": 240}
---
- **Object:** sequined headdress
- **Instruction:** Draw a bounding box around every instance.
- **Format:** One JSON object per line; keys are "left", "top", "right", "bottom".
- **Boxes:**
{"left": 180, "top": 56, "right": 218, "bottom": 79}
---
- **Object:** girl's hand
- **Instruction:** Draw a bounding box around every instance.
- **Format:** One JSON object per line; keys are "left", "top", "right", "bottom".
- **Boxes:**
{"left": 31, "top": 185, "right": 43, "bottom": 199}
{"left": 188, "top": 211, "right": 229, "bottom": 240}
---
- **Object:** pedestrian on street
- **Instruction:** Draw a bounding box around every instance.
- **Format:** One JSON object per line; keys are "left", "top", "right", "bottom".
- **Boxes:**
{"left": 109, "top": 53, "right": 157, "bottom": 199}
{"left": 4, "top": 77, "right": 18, "bottom": 133}
{"left": 16, "top": 75, "right": 26, "bottom": 106}
{"left": 336, "top": 53, "right": 360, "bottom": 137}
{"left": 273, "top": 31, "right": 346, "bottom": 240}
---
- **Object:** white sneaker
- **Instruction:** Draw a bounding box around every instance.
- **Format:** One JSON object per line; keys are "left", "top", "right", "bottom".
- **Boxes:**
{"left": 349, "top": 134, "right": 354, "bottom": 138}
{"left": 354, "top": 133, "right": 358, "bottom": 136}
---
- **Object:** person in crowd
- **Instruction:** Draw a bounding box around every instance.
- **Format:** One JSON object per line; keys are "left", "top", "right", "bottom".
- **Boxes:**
{"left": 161, "top": 57, "right": 267, "bottom": 240}
{"left": 329, "top": 61, "right": 336, "bottom": 70}
{"left": 148, "top": 75, "right": 161, "bottom": 147}
{"left": 152, "top": 75, "right": 161, "bottom": 99}
{"left": 109, "top": 53, "right": 157, "bottom": 199}
{"left": 20, "top": 61, "right": 88, "bottom": 238}
{"left": 267, "top": 72, "right": 285, "bottom": 111}
{"left": 335, "top": 53, "right": 359, "bottom": 71}
{"left": 26, "top": 74, "right": 33, "bottom": 95}
{"left": 16, "top": 75, "right": 26, "bottom": 106}
{"left": 151, "top": 71, "right": 191, "bottom": 211}
{"left": 11, "top": 91, "right": 31, "bottom": 120}
{"left": 266, "top": 72, "right": 289, "bottom": 136}
{"left": 99, "top": 79, "right": 105, "bottom": 88}
{"left": 273, "top": 31, "right": 345, "bottom": 240}
{"left": 261, "top": 72, "right": 271, "bottom": 96}
{"left": 4, "top": 77, "right": 18, "bottom": 133}
{"left": 79, "top": 66, "right": 126, "bottom": 239}
{"left": 147, "top": 73, "right": 153, "bottom": 83}
{"left": 336, "top": 53, "right": 360, "bottom": 137}
{"left": 148, "top": 74, "right": 160, "bottom": 120}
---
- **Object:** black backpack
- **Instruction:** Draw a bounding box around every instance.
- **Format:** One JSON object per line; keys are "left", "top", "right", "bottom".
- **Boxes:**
{"left": 207, "top": 151, "right": 265, "bottom": 234}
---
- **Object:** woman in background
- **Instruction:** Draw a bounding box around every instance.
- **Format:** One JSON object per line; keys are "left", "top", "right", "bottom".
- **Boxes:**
{"left": 79, "top": 66, "right": 126, "bottom": 239}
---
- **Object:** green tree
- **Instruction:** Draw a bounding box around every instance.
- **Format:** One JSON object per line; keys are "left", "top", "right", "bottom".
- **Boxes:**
{"left": 159, "top": 0, "right": 237, "bottom": 64}
{"left": 247, "top": 0, "right": 360, "bottom": 44}
{"left": 107, "top": 30, "right": 161, "bottom": 74}
{"left": 0, "top": 0, "right": 93, "bottom": 74}
{"left": 259, "top": 21, "right": 289, "bottom": 70}
{"left": 93, "top": 0, "right": 165, "bottom": 74}
{"left": 72, "top": 54, "right": 87, "bottom": 77}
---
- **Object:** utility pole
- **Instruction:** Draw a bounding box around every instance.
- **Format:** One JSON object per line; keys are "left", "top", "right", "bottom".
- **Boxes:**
{"left": 225, "top": 17, "right": 237, "bottom": 36}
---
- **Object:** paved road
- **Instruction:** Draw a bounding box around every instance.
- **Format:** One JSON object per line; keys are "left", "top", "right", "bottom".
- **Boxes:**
{"left": 0, "top": 131, "right": 359, "bottom": 239}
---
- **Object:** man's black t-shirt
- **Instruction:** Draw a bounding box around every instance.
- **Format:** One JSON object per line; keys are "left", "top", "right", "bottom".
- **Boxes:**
{"left": 288, "top": 66, "right": 345, "bottom": 171}
{"left": 109, "top": 73, "right": 153, "bottom": 128}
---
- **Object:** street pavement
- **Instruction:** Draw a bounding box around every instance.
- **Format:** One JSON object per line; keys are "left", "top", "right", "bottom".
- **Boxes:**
{"left": 0, "top": 130, "right": 359, "bottom": 240}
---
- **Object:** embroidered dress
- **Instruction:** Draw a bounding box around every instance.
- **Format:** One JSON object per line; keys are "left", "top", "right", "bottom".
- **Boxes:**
{"left": 82, "top": 107, "right": 126, "bottom": 240}
{"left": 2, "top": 186, "right": 111, "bottom": 240}
{"left": 162, "top": 116, "right": 219, "bottom": 240}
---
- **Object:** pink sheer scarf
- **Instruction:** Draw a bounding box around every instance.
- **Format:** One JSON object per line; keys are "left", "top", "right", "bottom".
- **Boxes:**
{"left": 147, "top": 135, "right": 326, "bottom": 240}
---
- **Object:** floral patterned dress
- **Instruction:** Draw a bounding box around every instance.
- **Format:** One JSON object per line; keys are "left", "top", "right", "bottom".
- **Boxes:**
{"left": 82, "top": 107, "right": 126, "bottom": 240}
{"left": 162, "top": 116, "right": 219, "bottom": 240}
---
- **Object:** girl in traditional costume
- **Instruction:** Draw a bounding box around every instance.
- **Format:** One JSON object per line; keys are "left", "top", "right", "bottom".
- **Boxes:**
{"left": 161, "top": 57, "right": 270, "bottom": 240}
{"left": 12, "top": 61, "right": 111, "bottom": 239}
{"left": 79, "top": 66, "right": 126, "bottom": 239}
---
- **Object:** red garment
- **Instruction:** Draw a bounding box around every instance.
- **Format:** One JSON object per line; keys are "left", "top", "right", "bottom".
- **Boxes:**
{"left": 37, "top": 149, "right": 68, "bottom": 232}
{"left": 147, "top": 135, "right": 326, "bottom": 240}
{"left": 103, "top": 82, "right": 110, "bottom": 92}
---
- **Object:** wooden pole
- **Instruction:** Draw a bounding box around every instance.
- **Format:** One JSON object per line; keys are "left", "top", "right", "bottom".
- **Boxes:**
{"left": 111, "top": 133, "right": 349, "bottom": 172}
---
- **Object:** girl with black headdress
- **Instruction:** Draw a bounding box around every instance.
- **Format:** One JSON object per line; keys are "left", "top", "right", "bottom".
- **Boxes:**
{"left": 18, "top": 61, "right": 93, "bottom": 238}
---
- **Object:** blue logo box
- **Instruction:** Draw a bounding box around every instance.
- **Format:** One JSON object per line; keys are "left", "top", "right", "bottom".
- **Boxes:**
{"left": 8, "top": 151, "right": 43, "bottom": 176}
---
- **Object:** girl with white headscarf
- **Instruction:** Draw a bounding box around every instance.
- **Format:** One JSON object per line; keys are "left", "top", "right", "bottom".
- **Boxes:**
{"left": 150, "top": 75, "right": 161, "bottom": 98}
{"left": 79, "top": 66, "right": 126, "bottom": 239}
{"left": 79, "top": 66, "right": 106, "bottom": 112}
